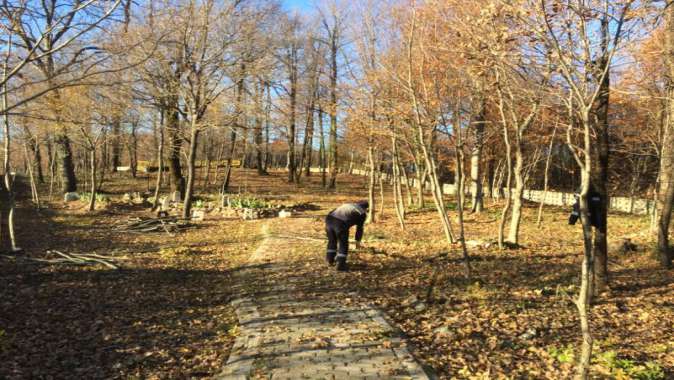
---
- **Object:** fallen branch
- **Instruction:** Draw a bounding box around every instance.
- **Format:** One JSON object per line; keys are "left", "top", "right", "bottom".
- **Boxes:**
{"left": 38, "top": 250, "right": 121, "bottom": 269}
{"left": 117, "top": 216, "right": 192, "bottom": 234}
{"left": 158, "top": 219, "right": 175, "bottom": 236}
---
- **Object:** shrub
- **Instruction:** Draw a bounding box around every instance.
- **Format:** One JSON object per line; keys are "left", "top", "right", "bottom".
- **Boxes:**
{"left": 548, "top": 344, "right": 575, "bottom": 364}
{"left": 228, "top": 196, "right": 269, "bottom": 209}
{"left": 595, "top": 350, "right": 665, "bottom": 380}
{"left": 79, "top": 192, "right": 110, "bottom": 203}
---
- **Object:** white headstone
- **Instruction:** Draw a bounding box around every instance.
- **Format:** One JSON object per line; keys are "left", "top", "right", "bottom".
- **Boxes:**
{"left": 161, "top": 197, "right": 170, "bottom": 211}
{"left": 192, "top": 209, "right": 205, "bottom": 221}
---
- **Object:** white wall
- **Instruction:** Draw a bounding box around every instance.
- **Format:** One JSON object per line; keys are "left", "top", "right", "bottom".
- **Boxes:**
{"left": 322, "top": 167, "right": 654, "bottom": 216}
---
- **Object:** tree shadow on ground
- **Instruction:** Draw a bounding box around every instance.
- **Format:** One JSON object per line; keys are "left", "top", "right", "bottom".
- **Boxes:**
{"left": 0, "top": 200, "right": 261, "bottom": 379}
{"left": 0, "top": 263, "right": 239, "bottom": 379}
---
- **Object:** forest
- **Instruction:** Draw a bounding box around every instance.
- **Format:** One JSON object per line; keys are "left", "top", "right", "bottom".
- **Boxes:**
{"left": 0, "top": 0, "right": 672, "bottom": 379}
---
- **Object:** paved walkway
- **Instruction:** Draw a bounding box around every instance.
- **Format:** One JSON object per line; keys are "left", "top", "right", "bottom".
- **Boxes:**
{"left": 217, "top": 221, "right": 431, "bottom": 380}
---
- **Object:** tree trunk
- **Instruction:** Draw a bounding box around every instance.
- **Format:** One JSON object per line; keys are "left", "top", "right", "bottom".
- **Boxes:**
{"left": 23, "top": 142, "right": 40, "bottom": 208}
{"left": 45, "top": 87, "right": 77, "bottom": 194}
{"left": 470, "top": 100, "right": 485, "bottom": 213}
{"left": 46, "top": 136, "right": 55, "bottom": 181}
{"left": 47, "top": 139, "right": 56, "bottom": 201}
{"left": 573, "top": 111, "right": 596, "bottom": 380}
{"left": 493, "top": 159, "right": 504, "bottom": 200}
{"left": 658, "top": 171, "right": 674, "bottom": 268}
{"left": 485, "top": 158, "right": 494, "bottom": 200}
{"left": 399, "top": 158, "right": 413, "bottom": 206}
{"left": 300, "top": 73, "right": 317, "bottom": 180}
{"left": 222, "top": 129, "right": 237, "bottom": 193}
{"left": 182, "top": 118, "right": 200, "bottom": 219}
{"left": 507, "top": 135, "right": 524, "bottom": 246}
{"left": 328, "top": 32, "right": 338, "bottom": 189}
{"left": 537, "top": 126, "right": 557, "bottom": 226}
{"left": 454, "top": 104, "right": 472, "bottom": 277}
{"left": 2, "top": 54, "right": 18, "bottom": 251}
{"left": 30, "top": 137, "right": 44, "bottom": 184}
{"left": 264, "top": 83, "right": 271, "bottom": 173}
{"left": 212, "top": 137, "right": 224, "bottom": 185}
{"left": 410, "top": 150, "right": 425, "bottom": 208}
{"left": 98, "top": 128, "right": 108, "bottom": 190}
{"left": 304, "top": 103, "right": 315, "bottom": 177}
{"left": 378, "top": 156, "right": 385, "bottom": 219}
{"left": 166, "top": 106, "right": 185, "bottom": 198}
{"left": 111, "top": 118, "right": 122, "bottom": 172}
{"left": 128, "top": 123, "right": 138, "bottom": 178}
{"left": 590, "top": 16, "right": 611, "bottom": 295}
{"left": 458, "top": 159, "right": 467, "bottom": 208}
{"left": 239, "top": 126, "right": 249, "bottom": 170}
{"left": 658, "top": 6, "right": 674, "bottom": 269}
{"left": 391, "top": 136, "right": 405, "bottom": 229}
{"left": 54, "top": 132, "right": 77, "bottom": 193}
{"left": 203, "top": 154, "right": 211, "bottom": 190}
{"left": 224, "top": 65, "right": 246, "bottom": 191}
{"left": 318, "top": 105, "right": 326, "bottom": 187}
{"left": 417, "top": 125, "right": 455, "bottom": 244}
{"left": 288, "top": 48, "right": 297, "bottom": 183}
{"left": 366, "top": 145, "right": 376, "bottom": 223}
{"left": 153, "top": 110, "right": 165, "bottom": 210}
{"left": 21, "top": 126, "right": 45, "bottom": 185}
{"left": 498, "top": 127, "right": 513, "bottom": 250}
{"left": 255, "top": 81, "right": 266, "bottom": 176}
{"left": 88, "top": 149, "right": 97, "bottom": 212}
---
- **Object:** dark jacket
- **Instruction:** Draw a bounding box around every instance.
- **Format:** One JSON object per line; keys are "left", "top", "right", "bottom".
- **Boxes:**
{"left": 328, "top": 203, "right": 367, "bottom": 242}
{"left": 569, "top": 189, "right": 604, "bottom": 228}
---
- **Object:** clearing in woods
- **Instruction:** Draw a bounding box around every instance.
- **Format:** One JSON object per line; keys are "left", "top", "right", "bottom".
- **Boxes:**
{"left": 3, "top": 1, "right": 674, "bottom": 379}
{"left": 0, "top": 170, "right": 672, "bottom": 379}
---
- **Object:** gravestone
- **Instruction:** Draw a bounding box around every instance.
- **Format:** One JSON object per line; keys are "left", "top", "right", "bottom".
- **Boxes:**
{"left": 161, "top": 197, "right": 170, "bottom": 211}
{"left": 192, "top": 209, "right": 205, "bottom": 221}
{"left": 64, "top": 192, "right": 79, "bottom": 202}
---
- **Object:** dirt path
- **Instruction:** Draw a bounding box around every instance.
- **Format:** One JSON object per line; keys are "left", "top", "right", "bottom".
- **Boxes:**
{"left": 217, "top": 219, "right": 431, "bottom": 379}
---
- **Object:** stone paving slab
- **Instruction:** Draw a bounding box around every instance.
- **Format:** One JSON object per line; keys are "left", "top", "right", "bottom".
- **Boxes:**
{"left": 217, "top": 222, "right": 431, "bottom": 380}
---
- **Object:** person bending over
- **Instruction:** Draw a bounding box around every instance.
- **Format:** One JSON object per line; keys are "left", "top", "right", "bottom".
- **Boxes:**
{"left": 325, "top": 200, "right": 368, "bottom": 271}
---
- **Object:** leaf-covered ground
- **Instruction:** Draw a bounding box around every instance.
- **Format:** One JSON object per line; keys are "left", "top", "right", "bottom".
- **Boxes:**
{"left": 302, "top": 207, "right": 673, "bottom": 379}
{"left": 0, "top": 185, "right": 260, "bottom": 378}
{"left": 1, "top": 170, "right": 672, "bottom": 379}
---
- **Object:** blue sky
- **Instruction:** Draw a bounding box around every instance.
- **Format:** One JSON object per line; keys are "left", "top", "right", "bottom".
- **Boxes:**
{"left": 282, "top": 0, "right": 313, "bottom": 11}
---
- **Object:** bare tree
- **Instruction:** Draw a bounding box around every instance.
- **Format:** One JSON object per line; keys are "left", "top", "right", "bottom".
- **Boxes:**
{"left": 177, "top": 0, "right": 242, "bottom": 219}
{"left": 318, "top": 1, "right": 346, "bottom": 189}
{"left": 277, "top": 14, "right": 302, "bottom": 183}
{"left": 533, "top": 1, "right": 637, "bottom": 376}
{"left": 4, "top": 0, "right": 124, "bottom": 193}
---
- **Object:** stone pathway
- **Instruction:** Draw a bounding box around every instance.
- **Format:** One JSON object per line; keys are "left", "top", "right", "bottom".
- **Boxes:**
{"left": 217, "top": 221, "right": 431, "bottom": 380}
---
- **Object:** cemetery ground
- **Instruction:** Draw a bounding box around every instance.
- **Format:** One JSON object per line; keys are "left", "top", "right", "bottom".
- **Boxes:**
{"left": 0, "top": 169, "right": 672, "bottom": 379}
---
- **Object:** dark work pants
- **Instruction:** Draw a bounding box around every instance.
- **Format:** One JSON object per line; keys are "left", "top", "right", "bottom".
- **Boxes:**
{"left": 325, "top": 215, "right": 349, "bottom": 261}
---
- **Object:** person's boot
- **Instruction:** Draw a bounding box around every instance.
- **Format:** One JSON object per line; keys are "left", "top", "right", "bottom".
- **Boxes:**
{"left": 335, "top": 256, "right": 348, "bottom": 271}
{"left": 326, "top": 252, "right": 336, "bottom": 266}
